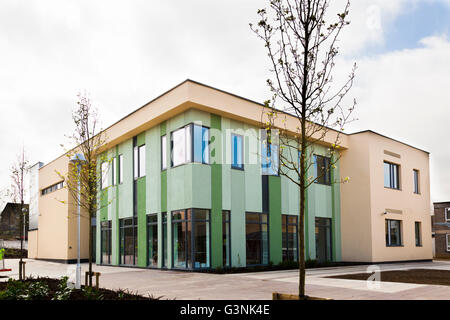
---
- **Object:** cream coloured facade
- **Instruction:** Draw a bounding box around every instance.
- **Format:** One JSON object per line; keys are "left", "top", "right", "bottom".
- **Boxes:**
{"left": 340, "top": 131, "right": 432, "bottom": 262}
{"left": 28, "top": 80, "right": 433, "bottom": 265}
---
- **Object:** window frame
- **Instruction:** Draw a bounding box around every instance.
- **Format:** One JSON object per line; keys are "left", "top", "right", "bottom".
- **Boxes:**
{"left": 445, "top": 208, "right": 450, "bottom": 222}
{"left": 119, "top": 217, "right": 138, "bottom": 266}
{"left": 170, "top": 123, "right": 210, "bottom": 168}
{"left": 161, "top": 135, "right": 167, "bottom": 171}
{"left": 415, "top": 221, "right": 422, "bottom": 247}
{"left": 118, "top": 154, "right": 123, "bottom": 184}
{"left": 146, "top": 213, "right": 159, "bottom": 268}
{"left": 447, "top": 234, "right": 450, "bottom": 252}
{"left": 101, "top": 161, "right": 110, "bottom": 190}
{"left": 100, "top": 220, "right": 112, "bottom": 265}
{"left": 245, "top": 212, "right": 270, "bottom": 266}
{"left": 231, "top": 133, "right": 244, "bottom": 170}
{"left": 261, "top": 130, "right": 279, "bottom": 176}
{"left": 314, "top": 155, "right": 331, "bottom": 186}
{"left": 222, "top": 210, "right": 232, "bottom": 267}
{"left": 384, "top": 161, "right": 400, "bottom": 190}
{"left": 385, "top": 219, "right": 402, "bottom": 247}
{"left": 413, "top": 169, "right": 420, "bottom": 194}
{"left": 282, "top": 214, "right": 299, "bottom": 262}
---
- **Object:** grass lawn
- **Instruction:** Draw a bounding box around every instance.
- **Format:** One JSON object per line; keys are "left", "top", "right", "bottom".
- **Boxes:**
{"left": 327, "top": 269, "right": 450, "bottom": 286}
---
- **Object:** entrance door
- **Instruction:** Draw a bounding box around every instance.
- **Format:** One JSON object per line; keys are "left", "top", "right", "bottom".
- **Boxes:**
{"left": 315, "top": 218, "right": 332, "bottom": 262}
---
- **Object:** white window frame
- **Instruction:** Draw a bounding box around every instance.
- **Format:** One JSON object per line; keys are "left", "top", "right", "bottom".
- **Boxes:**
{"left": 445, "top": 208, "right": 450, "bottom": 222}
{"left": 112, "top": 157, "right": 117, "bottom": 186}
{"left": 101, "top": 161, "right": 110, "bottom": 190}
{"left": 413, "top": 169, "right": 420, "bottom": 194}
{"left": 161, "top": 135, "right": 167, "bottom": 170}
{"left": 447, "top": 234, "right": 450, "bottom": 252}
{"left": 118, "top": 154, "right": 123, "bottom": 184}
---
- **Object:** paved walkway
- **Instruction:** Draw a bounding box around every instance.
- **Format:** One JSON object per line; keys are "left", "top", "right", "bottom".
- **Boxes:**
{"left": 1, "top": 259, "right": 450, "bottom": 300}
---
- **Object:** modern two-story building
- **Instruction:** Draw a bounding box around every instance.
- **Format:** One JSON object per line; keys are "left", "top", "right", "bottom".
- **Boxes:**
{"left": 28, "top": 80, "right": 433, "bottom": 269}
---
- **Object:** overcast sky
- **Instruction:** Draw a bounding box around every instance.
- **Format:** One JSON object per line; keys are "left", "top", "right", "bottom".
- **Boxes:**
{"left": 0, "top": 0, "right": 449, "bottom": 205}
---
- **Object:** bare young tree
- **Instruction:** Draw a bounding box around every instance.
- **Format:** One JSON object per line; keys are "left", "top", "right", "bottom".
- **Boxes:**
{"left": 251, "top": 0, "right": 356, "bottom": 298}
{"left": 57, "top": 92, "right": 109, "bottom": 287}
{"left": 10, "top": 147, "right": 29, "bottom": 280}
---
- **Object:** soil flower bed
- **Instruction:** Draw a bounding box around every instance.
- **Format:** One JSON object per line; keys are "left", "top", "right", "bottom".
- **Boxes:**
{"left": 327, "top": 269, "right": 450, "bottom": 286}
{"left": 0, "top": 276, "right": 164, "bottom": 300}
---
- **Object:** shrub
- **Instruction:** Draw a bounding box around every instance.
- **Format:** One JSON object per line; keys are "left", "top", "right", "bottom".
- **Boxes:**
{"left": 52, "top": 276, "right": 73, "bottom": 300}
{"left": 82, "top": 286, "right": 104, "bottom": 300}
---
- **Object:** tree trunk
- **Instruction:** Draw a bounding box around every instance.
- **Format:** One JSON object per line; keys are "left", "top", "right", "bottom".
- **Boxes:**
{"left": 88, "top": 211, "right": 93, "bottom": 287}
{"left": 19, "top": 201, "right": 24, "bottom": 281}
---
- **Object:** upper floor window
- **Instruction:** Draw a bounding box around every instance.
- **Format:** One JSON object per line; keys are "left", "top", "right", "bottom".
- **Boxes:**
{"left": 314, "top": 155, "right": 331, "bottom": 185}
{"left": 445, "top": 208, "right": 450, "bottom": 222}
{"left": 261, "top": 131, "right": 279, "bottom": 176}
{"left": 231, "top": 134, "right": 244, "bottom": 169}
{"left": 171, "top": 124, "right": 209, "bottom": 167}
{"left": 161, "top": 135, "right": 167, "bottom": 170}
{"left": 134, "top": 145, "right": 146, "bottom": 179}
{"left": 413, "top": 169, "right": 420, "bottom": 194}
{"left": 101, "top": 161, "right": 109, "bottom": 189}
{"left": 112, "top": 157, "right": 117, "bottom": 186}
{"left": 41, "top": 181, "right": 64, "bottom": 195}
{"left": 384, "top": 161, "right": 400, "bottom": 190}
{"left": 447, "top": 234, "right": 450, "bottom": 252}
{"left": 118, "top": 154, "right": 123, "bottom": 184}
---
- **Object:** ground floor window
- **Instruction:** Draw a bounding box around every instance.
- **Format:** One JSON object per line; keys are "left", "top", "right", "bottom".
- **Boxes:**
{"left": 315, "top": 218, "right": 332, "bottom": 262}
{"left": 245, "top": 212, "right": 269, "bottom": 265}
{"left": 162, "top": 212, "right": 168, "bottom": 268}
{"left": 101, "top": 221, "right": 112, "bottom": 264}
{"left": 282, "top": 215, "right": 298, "bottom": 262}
{"left": 415, "top": 222, "right": 422, "bottom": 247}
{"left": 147, "top": 214, "right": 158, "bottom": 267}
{"left": 222, "top": 211, "right": 231, "bottom": 267}
{"left": 447, "top": 234, "right": 450, "bottom": 252}
{"left": 120, "top": 217, "right": 138, "bottom": 265}
{"left": 386, "top": 219, "right": 402, "bottom": 247}
{"left": 172, "top": 209, "right": 210, "bottom": 269}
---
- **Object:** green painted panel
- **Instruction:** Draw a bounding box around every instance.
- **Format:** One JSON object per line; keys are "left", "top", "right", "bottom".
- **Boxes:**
{"left": 268, "top": 175, "right": 282, "bottom": 264}
{"left": 210, "top": 113, "right": 222, "bottom": 268}
{"left": 137, "top": 132, "right": 146, "bottom": 146}
{"left": 137, "top": 177, "right": 146, "bottom": 267}
{"left": 146, "top": 127, "right": 161, "bottom": 214}
{"left": 331, "top": 155, "right": 342, "bottom": 261}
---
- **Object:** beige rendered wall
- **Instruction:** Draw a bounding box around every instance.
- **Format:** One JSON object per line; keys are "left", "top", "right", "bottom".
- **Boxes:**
{"left": 366, "top": 132, "right": 432, "bottom": 262}
{"left": 32, "top": 155, "right": 72, "bottom": 261}
{"left": 341, "top": 131, "right": 432, "bottom": 262}
{"left": 340, "top": 134, "right": 373, "bottom": 262}
{"left": 27, "top": 230, "right": 38, "bottom": 259}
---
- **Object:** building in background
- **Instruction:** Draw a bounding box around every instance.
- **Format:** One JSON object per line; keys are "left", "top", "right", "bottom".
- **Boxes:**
{"left": 28, "top": 80, "right": 433, "bottom": 267}
{"left": 0, "top": 203, "right": 29, "bottom": 240}
{"left": 432, "top": 202, "right": 450, "bottom": 259}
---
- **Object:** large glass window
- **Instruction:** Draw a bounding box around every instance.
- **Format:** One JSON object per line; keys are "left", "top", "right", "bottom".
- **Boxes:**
{"left": 119, "top": 217, "right": 138, "bottom": 265}
{"left": 314, "top": 155, "right": 331, "bottom": 185}
{"left": 315, "top": 218, "right": 332, "bottom": 262}
{"left": 222, "top": 211, "right": 231, "bottom": 267}
{"left": 415, "top": 221, "right": 422, "bottom": 247}
{"left": 386, "top": 219, "right": 402, "bottom": 247}
{"left": 134, "top": 145, "right": 146, "bottom": 179}
{"left": 118, "top": 154, "right": 123, "bottom": 184}
{"left": 161, "top": 135, "right": 167, "bottom": 170}
{"left": 245, "top": 212, "right": 269, "bottom": 265}
{"left": 171, "top": 124, "right": 209, "bottom": 167}
{"left": 413, "top": 169, "right": 420, "bottom": 194}
{"left": 147, "top": 214, "right": 158, "bottom": 267}
{"left": 231, "top": 134, "right": 244, "bottom": 169}
{"left": 101, "top": 161, "right": 109, "bottom": 189}
{"left": 282, "top": 215, "right": 298, "bottom": 262}
{"left": 101, "top": 221, "right": 112, "bottom": 265}
{"left": 172, "top": 209, "right": 210, "bottom": 269}
{"left": 261, "top": 132, "right": 279, "bottom": 176}
{"left": 384, "top": 162, "right": 400, "bottom": 189}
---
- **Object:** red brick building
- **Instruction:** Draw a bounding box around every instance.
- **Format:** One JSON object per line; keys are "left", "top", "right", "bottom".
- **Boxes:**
{"left": 432, "top": 202, "right": 450, "bottom": 259}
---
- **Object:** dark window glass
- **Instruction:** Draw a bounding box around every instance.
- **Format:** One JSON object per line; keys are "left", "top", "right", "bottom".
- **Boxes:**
{"left": 222, "top": 211, "right": 231, "bottom": 267}
{"left": 384, "top": 162, "right": 400, "bottom": 189}
{"left": 172, "top": 209, "right": 210, "bottom": 269}
{"left": 162, "top": 213, "right": 168, "bottom": 268}
{"left": 415, "top": 222, "right": 421, "bottom": 246}
{"left": 314, "top": 155, "right": 331, "bottom": 185}
{"left": 120, "top": 217, "right": 137, "bottom": 265}
{"left": 386, "top": 219, "right": 402, "bottom": 246}
{"left": 147, "top": 214, "right": 158, "bottom": 267}
{"left": 282, "top": 215, "right": 298, "bottom": 262}
{"left": 245, "top": 212, "right": 269, "bottom": 265}
{"left": 315, "top": 218, "right": 332, "bottom": 262}
{"left": 101, "top": 221, "right": 112, "bottom": 265}
{"left": 413, "top": 170, "right": 420, "bottom": 194}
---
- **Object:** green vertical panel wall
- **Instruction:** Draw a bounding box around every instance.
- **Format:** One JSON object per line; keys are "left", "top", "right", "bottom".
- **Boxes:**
{"left": 268, "top": 175, "right": 282, "bottom": 264}
{"left": 210, "top": 114, "right": 223, "bottom": 268}
{"left": 136, "top": 132, "right": 147, "bottom": 267}
{"left": 160, "top": 122, "right": 167, "bottom": 268}
{"left": 331, "top": 154, "right": 342, "bottom": 261}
